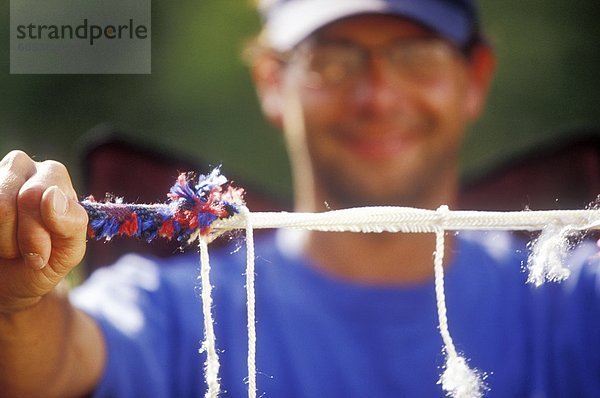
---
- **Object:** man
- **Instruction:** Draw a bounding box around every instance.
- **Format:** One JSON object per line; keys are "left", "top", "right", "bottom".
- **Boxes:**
{"left": 1, "top": 0, "right": 599, "bottom": 397}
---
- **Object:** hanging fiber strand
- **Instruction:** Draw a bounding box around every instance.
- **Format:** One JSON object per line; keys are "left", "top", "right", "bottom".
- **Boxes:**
{"left": 80, "top": 168, "right": 600, "bottom": 398}
{"left": 240, "top": 207, "right": 257, "bottom": 398}
{"left": 526, "top": 218, "right": 600, "bottom": 287}
{"left": 433, "top": 207, "right": 487, "bottom": 398}
{"left": 199, "top": 238, "right": 221, "bottom": 398}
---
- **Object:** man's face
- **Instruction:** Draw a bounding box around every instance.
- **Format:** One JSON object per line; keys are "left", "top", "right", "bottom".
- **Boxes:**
{"left": 276, "top": 15, "right": 491, "bottom": 209}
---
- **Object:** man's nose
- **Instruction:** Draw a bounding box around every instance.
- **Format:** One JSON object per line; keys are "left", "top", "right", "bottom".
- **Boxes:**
{"left": 353, "top": 55, "right": 413, "bottom": 114}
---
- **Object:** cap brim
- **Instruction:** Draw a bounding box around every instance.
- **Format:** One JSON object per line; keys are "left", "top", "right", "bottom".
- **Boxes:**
{"left": 263, "top": 0, "right": 472, "bottom": 51}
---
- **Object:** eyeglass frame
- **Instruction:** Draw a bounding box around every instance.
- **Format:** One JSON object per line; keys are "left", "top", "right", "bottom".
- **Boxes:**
{"left": 275, "top": 34, "right": 477, "bottom": 90}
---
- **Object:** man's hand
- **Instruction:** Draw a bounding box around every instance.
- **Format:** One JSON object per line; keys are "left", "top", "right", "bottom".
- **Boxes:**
{"left": 0, "top": 151, "right": 103, "bottom": 398}
{"left": 0, "top": 150, "right": 88, "bottom": 313}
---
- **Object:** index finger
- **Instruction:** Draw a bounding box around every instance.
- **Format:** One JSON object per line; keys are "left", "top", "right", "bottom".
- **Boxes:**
{"left": 16, "top": 159, "right": 81, "bottom": 270}
{"left": 0, "top": 151, "right": 37, "bottom": 259}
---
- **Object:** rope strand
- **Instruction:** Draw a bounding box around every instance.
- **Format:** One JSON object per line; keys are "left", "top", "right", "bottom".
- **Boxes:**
{"left": 199, "top": 238, "right": 221, "bottom": 398}
{"left": 241, "top": 207, "right": 257, "bottom": 398}
{"left": 433, "top": 206, "right": 487, "bottom": 398}
{"left": 434, "top": 227, "right": 487, "bottom": 397}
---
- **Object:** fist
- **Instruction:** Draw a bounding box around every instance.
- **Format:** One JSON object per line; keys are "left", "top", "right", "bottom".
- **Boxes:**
{"left": 0, "top": 150, "right": 88, "bottom": 313}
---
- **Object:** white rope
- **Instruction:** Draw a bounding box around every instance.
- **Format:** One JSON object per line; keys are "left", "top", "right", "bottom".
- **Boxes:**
{"left": 213, "top": 207, "right": 600, "bottom": 233}
{"left": 199, "top": 238, "right": 221, "bottom": 398}
{"left": 433, "top": 207, "right": 487, "bottom": 398}
{"left": 202, "top": 205, "right": 600, "bottom": 397}
{"left": 240, "top": 207, "right": 257, "bottom": 398}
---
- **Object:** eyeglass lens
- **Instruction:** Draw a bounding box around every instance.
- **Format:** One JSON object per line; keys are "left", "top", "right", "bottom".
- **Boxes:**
{"left": 296, "top": 38, "right": 462, "bottom": 89}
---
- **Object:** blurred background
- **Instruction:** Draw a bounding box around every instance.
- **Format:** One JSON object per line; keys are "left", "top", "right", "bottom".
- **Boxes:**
{"left": 1, "top": 0, "right": 599, "bottom": 203}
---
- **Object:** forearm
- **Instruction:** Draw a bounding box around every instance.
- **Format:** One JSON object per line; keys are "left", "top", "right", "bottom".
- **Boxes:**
{"left": 0, "top": 287, "right": 105, "bottom": 398}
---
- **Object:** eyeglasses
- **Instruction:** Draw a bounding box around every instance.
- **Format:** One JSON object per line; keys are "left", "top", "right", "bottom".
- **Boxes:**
{"left": 283, "top": 37, "right": 465, "bottom": 89}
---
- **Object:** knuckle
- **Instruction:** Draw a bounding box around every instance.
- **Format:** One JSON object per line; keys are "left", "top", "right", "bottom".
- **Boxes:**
{"left": 38, "top": 160, "right": 77, "bottom": 198}
{"left": 0, "top": 151, "right": 36, "bottom": 196}
{"left": 40, "top": 159, "right": 68, "bottom": 176}
{"left": 0, "top": 150, "right": 34, "bottom": 170}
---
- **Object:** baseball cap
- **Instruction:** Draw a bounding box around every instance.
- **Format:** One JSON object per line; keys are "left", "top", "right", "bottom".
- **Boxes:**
{"left": 258, "top": 0, "right": 480, "bottom": 51}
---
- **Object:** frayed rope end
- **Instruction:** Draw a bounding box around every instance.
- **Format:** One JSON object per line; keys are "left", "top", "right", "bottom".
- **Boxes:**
{"left": 526, "top": 224, "right": 573, "bottom": 287}
{"left": 439, "top": 355, "right": 488, "bottom": 398}
{"left": 81, "top": 167, "right": 245, "bottom": 245}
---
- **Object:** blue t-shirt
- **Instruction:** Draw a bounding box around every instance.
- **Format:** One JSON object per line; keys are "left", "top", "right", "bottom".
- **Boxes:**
{"left": 71, "top": 230, "right": 600, "bottom": 397}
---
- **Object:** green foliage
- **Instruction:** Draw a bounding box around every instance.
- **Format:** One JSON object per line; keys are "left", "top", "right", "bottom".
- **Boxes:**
{"left": 1, "top": 1, "right": 598, "bottom": 198}
{"left": 464, "top": 0, "right": 600, "bottom": 175}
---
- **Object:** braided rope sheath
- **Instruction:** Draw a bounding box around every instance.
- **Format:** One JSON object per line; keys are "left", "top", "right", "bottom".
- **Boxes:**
{"left": 212, "top": 207, "right": 600, "bottom": 233}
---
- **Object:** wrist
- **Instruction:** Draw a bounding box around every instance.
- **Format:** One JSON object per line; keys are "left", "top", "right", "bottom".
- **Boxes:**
{"left": 0, "top": 285, "right": 68, "bottom": 324}
{"left": 0, "top": 277, "right": 70, "bottom": 317}
{"left": 0, "top": 296, "right": 43, "bottom": 318}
